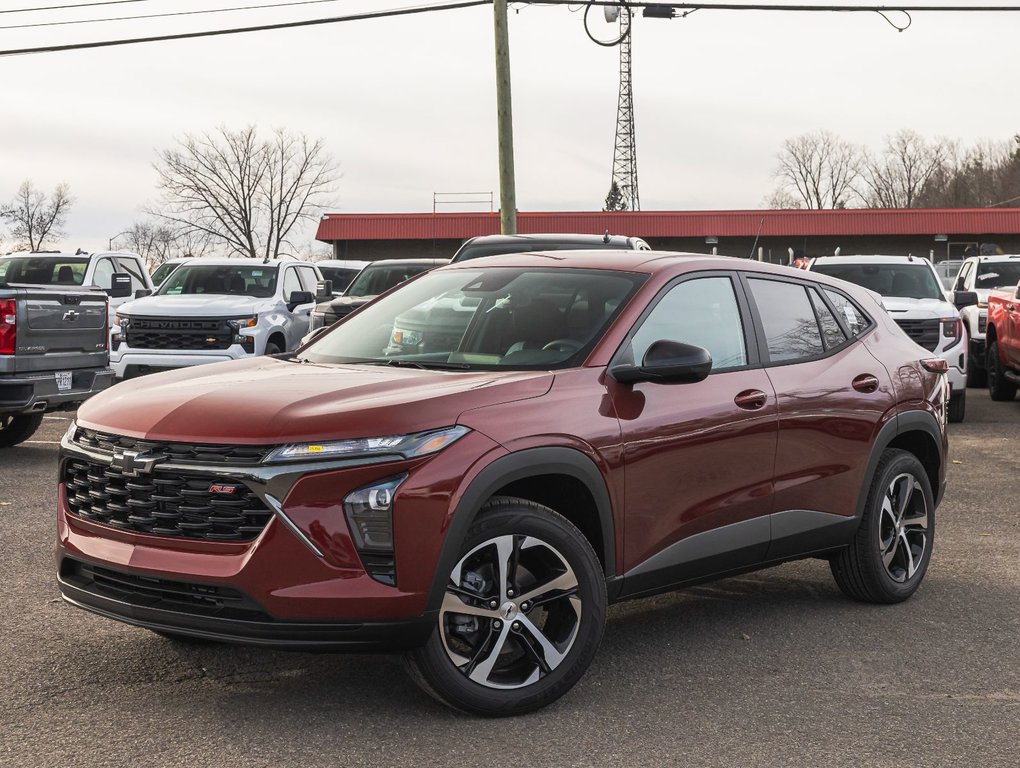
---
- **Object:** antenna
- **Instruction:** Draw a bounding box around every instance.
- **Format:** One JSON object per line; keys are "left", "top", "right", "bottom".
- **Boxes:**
{"left": 608, "top": 5, "right": 640, "bottom": 211}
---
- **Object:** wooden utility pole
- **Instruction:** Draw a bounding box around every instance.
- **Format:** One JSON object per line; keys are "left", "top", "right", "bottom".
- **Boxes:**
{"left": 493, "top": 0, "right": 517, "bottom": 235}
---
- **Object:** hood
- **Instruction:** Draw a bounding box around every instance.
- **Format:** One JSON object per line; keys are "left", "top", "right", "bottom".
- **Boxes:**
{"left": 76, "top": 357, "right": 552, "bottom": 445}
{"left": 881, "top": 296, "right": 954, "bottom": 319}
{"left": 119, "top": 294, "right": 272, "bottom": 317}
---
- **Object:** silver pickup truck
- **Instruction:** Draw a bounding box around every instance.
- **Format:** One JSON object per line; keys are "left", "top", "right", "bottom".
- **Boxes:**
{"left": 0, "top": 282, "right": 115, "bottom": 447}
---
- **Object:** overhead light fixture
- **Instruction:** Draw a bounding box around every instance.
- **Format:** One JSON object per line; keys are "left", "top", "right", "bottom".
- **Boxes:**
{"left": 705, "top": 236, "right": 719, "bottom": 245}
{"left": 934, "top": 234, "right": 948, "bottom": 242}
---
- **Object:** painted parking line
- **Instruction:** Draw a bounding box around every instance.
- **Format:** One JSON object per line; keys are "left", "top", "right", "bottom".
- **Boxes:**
{"left": 44, "top": 416, "right": 71, "bottom": 421}
{"left": 24, "top": 441, "right": 62, "bottom": 445}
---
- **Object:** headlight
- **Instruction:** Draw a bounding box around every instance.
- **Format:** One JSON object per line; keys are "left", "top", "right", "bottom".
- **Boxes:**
{"left": 228, "top": 316, "right": 258, "bottom": 330}
{"left": 265, "top": 425, "right": 470, "bottom": 463}
{"left": 391, "top": 328, "right": 423, "bottom": 348}
{"left": 114, "top": 314, "right": 130, "bottom": 329}
{"left": 63, "top": 420, "right": 77, "bottom": 443}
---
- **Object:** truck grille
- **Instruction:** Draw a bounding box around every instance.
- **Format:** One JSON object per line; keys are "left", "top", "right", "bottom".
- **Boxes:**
{"left": 60, "top": 558, "right": 270, "bottom": 621}
{"left": 894, "top": 318, "right": 940, "bottom": 352}
{"left": 72, "top": 428, "right": 271, "bottom": 465}
{"left": 125, "top": 317, "right": 233, "bottom": 351}
{"left": 64, "top": 458, "right": 273, "bottom": 542}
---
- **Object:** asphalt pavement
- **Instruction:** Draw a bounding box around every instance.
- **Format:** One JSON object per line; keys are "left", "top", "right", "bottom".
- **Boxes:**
{"left": 1, "top": 391, "right": 1018, "bottom": 767}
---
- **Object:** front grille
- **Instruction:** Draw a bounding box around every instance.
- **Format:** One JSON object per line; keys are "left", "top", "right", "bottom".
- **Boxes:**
{"left": 73, "top": 428, "right": 271, "bottom": 465}
{"left": 894, "top": 318, "right": 940, "bottom": 351}
{"left": 64, "top": 458, "right": 273, "bottom": 542}
{"left": 125, "top": 316, "right": 233, "bottom": 350}
{"left": 61, "top": 558, "right": 270, "bottom": 621}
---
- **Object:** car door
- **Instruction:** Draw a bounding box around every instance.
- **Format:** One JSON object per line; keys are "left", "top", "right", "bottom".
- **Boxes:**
{"left": 742, "top": 276, "right": 893, "bottom": 560}
{"left": 611, "top": 272, "right": 778, "bottom": 598}
{"left": 281, "top": 266, "right": 314, "bottom": 348}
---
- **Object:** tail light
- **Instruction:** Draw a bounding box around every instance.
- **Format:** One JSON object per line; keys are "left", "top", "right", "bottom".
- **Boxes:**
{"left": 0, "top": 298, "right": 15, "bottom": 355}
{"left": 921, "top": 358, "right": 949, "bottom": 374}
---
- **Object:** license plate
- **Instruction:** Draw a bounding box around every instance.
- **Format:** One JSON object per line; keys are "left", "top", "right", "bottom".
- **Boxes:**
{"left": 56, "top": 371, "right": 72, "bottom": 391}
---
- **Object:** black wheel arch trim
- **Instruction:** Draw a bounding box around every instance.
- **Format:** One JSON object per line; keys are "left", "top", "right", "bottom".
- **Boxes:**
{"left": 859, "top": 410, "right": 945, "bottom": 517}
{"left": 425, "top": 446, "right": 616, "bottom": 614}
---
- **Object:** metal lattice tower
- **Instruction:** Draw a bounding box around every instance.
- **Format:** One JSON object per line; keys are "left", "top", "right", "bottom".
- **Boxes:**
{"left": 610, "top": 8, "right": 639, "bottom": 211}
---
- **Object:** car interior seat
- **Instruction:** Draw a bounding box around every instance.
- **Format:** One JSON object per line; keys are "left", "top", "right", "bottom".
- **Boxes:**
{"left": 56, "top": 265, "right": 75, "bottom": 283}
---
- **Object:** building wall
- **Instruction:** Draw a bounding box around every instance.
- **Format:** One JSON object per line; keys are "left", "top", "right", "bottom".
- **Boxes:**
{"left": 330, "top": 233, "right": 1020, "bottom": 264}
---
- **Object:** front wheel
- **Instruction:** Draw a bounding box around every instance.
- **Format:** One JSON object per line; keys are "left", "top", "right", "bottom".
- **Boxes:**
{"left": 404, "top": 497, "right": 607, "bottom": 717}
{"left": 947, "top": 390, "right": 966, "bottom": 423}
{"left": 0, "top": 413, "right": 45, "bottom": 448}
{"left": 830, "top": 449, "right": 935, "bottom": 604}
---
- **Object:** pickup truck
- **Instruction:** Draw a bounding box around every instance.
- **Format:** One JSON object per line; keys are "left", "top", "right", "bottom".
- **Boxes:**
{"left": 0, "top": 282, "right": 115, "bottom": 447}
{"left": 111, "top": 257, "right": 321, "bottom": 378}
{"left": 985, "top": 281, "right": 1020, "bottom": 401}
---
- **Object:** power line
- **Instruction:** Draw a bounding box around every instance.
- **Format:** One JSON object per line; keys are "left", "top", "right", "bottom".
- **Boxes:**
{"left": 0, "top": 1, "right": 493, "bottom": 57}
{"left": 0, "top": 0, "right": 352, "bottom": 31}
{"left": 541, "top": 2, "right": 1020, "bottom": 11}
{"left": 0, "top": 0, "right": 150, "bottom": 14}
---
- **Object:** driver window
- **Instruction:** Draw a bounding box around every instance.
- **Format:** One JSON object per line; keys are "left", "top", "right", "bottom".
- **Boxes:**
{"left": 92, "top": 258, "right": 115, "bottom": 290}
{"left": 282, "top": 268, "right": 302, "bottom": 298}
{"left": 630, "top": 276, "right": 747, "bottom": 371}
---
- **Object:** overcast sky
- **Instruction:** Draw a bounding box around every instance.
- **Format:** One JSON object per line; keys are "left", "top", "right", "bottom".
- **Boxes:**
{"left": 1, "top": 0, "right": 1018, "bottom": 253}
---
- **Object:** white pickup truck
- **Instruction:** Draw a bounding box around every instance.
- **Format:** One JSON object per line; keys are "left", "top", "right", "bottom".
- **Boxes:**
{"left": 110, "top": 257, "right": 321, "bottom": 379}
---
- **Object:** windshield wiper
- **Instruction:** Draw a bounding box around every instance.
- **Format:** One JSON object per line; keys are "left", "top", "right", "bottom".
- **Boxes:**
{"left": 362, "top": 359, "right": 472, "bottom": 370}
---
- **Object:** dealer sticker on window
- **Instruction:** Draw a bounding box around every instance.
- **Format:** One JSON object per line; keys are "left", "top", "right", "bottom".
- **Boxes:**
{"left": 55, "top": 371, "right": 72, "bottom": 391}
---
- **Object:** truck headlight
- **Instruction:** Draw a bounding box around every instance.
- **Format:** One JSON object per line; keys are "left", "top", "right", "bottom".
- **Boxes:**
{"left": 228, "top": 317, "right": 258, "bottom": 330}
{"left": 265, "top": 425, "right": 470, "bottom": 463}
{"left": 114, "top": 314, "right": 130, "bottom": 329}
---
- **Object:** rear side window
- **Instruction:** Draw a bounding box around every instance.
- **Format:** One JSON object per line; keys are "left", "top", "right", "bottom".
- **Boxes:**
{"left": 823, "top": 289, "right": 871, "bottom": 337}
{"left": 809, "top": 289, "right": 848, "bottom": 350}
{"left": 630, "top": 276, "right": 748, "bottom": 371}
{"left": 748, "top": 279, "right": 824, "bottom": 362}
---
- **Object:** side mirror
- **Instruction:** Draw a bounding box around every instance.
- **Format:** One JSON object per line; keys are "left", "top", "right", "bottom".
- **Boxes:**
{"left": 287, "top": 290, "right": 314, "bottom": 310}
{"left": 134, "top": 288, "right": 152, "bottom": 299}
{"left": 315, "top": 279, "right": 333, "bottom": 301}
{"left": 610, "top": 340, "right": 713, "bottom": 385}
{"left": 107, "top": 273, "right": 132, "bottom": 299}
{"left": 953, "top": 290, "right": 978, "bottom": 310}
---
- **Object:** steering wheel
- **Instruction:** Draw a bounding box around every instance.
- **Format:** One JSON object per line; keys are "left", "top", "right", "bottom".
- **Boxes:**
{"left": 541, "top": 338, "right": 583, "bottom": 353}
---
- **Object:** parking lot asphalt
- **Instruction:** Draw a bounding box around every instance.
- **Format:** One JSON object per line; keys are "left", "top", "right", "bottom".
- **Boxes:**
{"left": 1, "top": 391, "right": 1018, "bottom": 768}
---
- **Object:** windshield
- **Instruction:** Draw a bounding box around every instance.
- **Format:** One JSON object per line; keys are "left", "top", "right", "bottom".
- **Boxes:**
{"left": 975, "top": 262, "right": 1020, "bottom": 290}
{"left": 150, "top": 261, "right": 182, "bottom": 286}
{"left": 300, "top": 267, "right": 644, "bottom": 371}
{"left": 345, "top": 263, "right": 435, "bottom": 297}
{"left": 811, "top": 263, "right": 944, "bottom": 300}
{"left": 0, "top": 256, "right": 89, "bottom": 286}
{"left": 318, "top": 266, "right": 362, "bottom": 294}
{"left": 157, "top": 264, "right": 278, "bottom": 298}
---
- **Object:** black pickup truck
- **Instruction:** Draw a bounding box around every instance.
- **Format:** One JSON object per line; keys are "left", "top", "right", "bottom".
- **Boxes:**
{"left": 0, "top": 282, "right": 115, "bottom": 447}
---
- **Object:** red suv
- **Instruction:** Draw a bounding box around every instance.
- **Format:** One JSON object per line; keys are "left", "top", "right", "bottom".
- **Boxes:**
{"left": 57, "top": 252, "right": 948, "bottom": 716}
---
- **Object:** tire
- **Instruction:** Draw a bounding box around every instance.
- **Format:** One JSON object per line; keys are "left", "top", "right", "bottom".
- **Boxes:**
{"left": 986, "top": 341, "right": 1018, "bottom": 402}
{"left": 830, "top": 449, "right": 935, "bottom": 604}
{"left": 966, "top": 352, "right": 986, "bottom": 388}
{"left": 264, "top": 341, "right": 284, "bottom": 356}
{"left": 0, "top": 413, "right": 45, "bottom": 448}
{"left": 947, "top": 390, "right": 966, "bottom": 423}
{"left": 404, "top": 497, "right": 607, "bottom": 717}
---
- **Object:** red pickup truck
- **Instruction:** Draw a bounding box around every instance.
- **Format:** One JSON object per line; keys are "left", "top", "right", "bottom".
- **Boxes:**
{"left": 986, "top": 281, "right": 1020, "bottom": 401}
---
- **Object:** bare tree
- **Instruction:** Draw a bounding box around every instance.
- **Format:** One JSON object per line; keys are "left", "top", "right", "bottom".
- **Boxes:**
{"left": 151, "top": 126, "right": 337, "bottom": 260}
{"left": 118, "top": 219, "right": 214, "bottom": 269}
{"left": 1, "top": 180, "right": 73, "bottom": 250}
{"left": 770, "top": 130, "right": 862, "bottom": 209}
{"left": 858, "top": 130, "right": 948, "bottom": 208}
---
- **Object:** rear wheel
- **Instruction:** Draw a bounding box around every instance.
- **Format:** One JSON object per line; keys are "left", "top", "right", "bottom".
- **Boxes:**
{"left": 404, "top": 497, "right": 606, "bottom": 717}
{"left": 947, "top": 390, "right": 966, "bottom": 423}
{"left": 986, "top": 341, "right": 1018, "bottom": 401}
{"left": 830, "top": 449, "right": 934, "bottom": 604}
{"left": 0, "top": 413, "right": 44, "bottom": 448}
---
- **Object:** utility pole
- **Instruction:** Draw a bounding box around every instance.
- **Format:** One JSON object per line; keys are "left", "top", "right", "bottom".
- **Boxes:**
{"left": 610, "top": 6, "right": 640, "bottom": 211}
{"left": 493, "top": 0, "right": 517, "bottom": 234}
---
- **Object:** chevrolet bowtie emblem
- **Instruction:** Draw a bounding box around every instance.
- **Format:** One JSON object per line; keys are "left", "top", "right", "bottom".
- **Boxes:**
{"left": 110, "top": 449, "right": 163, "bottom": 477}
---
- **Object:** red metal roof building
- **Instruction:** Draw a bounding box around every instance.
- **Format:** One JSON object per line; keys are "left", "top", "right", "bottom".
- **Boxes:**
{"left": 315, "top": 209, "right": 1020, "bottom": 264}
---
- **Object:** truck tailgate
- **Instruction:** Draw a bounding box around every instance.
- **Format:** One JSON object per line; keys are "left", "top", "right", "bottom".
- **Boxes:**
{"left": 13, "top": 287, "right": 108, "bottom": 373}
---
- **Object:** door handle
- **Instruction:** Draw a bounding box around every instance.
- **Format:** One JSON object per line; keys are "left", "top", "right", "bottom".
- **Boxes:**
{"left": 852, "top": 374, "right": 880, "bottom": 393}
{"left": 734, "top": 389, "right": 768, "bottom": 410}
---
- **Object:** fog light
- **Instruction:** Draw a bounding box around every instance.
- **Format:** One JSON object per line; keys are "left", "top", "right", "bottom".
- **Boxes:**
{"left": 344, "top": 475, "right": 406, "bottom": 586}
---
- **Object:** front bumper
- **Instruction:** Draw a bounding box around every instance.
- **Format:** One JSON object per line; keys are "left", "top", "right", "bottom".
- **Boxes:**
{"left": 112, "top": 348, "right": 249, "bottom": 378}
{"left": 0, "top": 367, "right": 115, "bottom": 415}
{"left": 58, "top": 555, "right": 433, "bottom": 651}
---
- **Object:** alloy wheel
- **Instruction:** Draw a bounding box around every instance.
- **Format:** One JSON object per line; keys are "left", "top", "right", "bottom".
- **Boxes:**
{"left": 439, "top": 534, "right": 582, "bottom": 689}
{"left": 878, "top": 473, "right": 929, "bottom": 583}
